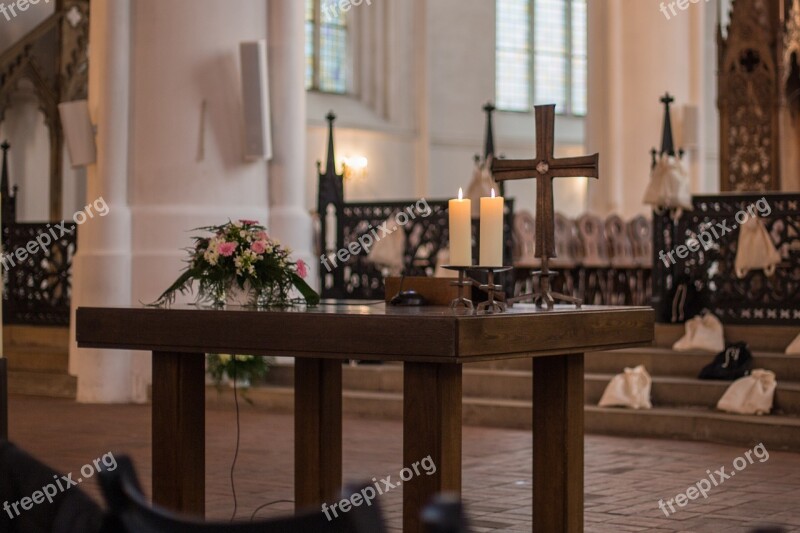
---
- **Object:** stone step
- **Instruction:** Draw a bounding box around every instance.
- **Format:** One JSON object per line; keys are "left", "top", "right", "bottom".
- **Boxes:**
{"left": 585, "top": 406, "right": 800, "bottom": 453}
{"left": 270, "top": 364, "right": 800, "bottom": 414}
{"left": 585, "top": 374, "right": 800, "bottom": 416}
{"left": 584, "top": 347, "right": 800, "bottom": 381}
{"left": 3, "top": 325, "right": 70, "bottom": 373}
{"left": 8, "top": 371, "right": 77, "bottom": 399}
{"left": 206, "top": 385, "right": 800, "bottom": 452}
{"left": 268, "top": 364, "right": 534, "bottom": 401}
{"left": 467, "top": 347, "right": 800, "bottom": 379}
{"left": 653, "top": 323, "right": 798, "bottom": 352}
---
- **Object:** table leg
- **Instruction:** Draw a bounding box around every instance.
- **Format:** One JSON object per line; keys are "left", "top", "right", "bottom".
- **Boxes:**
{"left": 295, "top": 358, "right": 342, "bottom": 510}
{"left": 532, "top": 353, "right": 584, "bottom": 532}
{"left": 403, "top": 363, "right": 462, "bottom": 533}
{"left": 151, "top": 351, "right": 205, "bottom": 516}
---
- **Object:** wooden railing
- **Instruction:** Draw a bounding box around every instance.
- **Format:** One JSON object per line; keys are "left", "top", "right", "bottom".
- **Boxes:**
{"left": 2, "top": 144, "right": 76, "bottom": 326}
{"left": 318, "top": 200, "right": 515, "bottom": 300}
{"left": 652, "top": 193, "right": 800, "bottom": 325}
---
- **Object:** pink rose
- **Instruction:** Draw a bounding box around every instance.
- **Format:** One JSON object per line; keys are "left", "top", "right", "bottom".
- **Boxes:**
{"left": 240, "top": 219, "right": 258, "bottom": 226}
{"left": 256, "top": 230, "right": 269, "bottom": 241}
{"left": 218, "top": 241, "right": 238, "bottom": 257}
{"left": 296, "top": 259, "right": 308, "bottom": 278}
{"left": 251, "top": 240, "right": 267, "bottom": 254}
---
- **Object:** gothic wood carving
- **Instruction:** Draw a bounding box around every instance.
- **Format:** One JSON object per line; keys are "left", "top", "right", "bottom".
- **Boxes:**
{"left": 0, "top": 0, "right": 90, "bottom": 220}
{"left": 718, "top": 0, "right": 782, "bottom": 192}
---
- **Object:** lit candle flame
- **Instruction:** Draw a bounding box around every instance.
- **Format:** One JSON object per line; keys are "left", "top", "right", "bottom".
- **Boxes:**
{"left": 491, "top": 188, "right": 496, "bottom": 198}
{"left": 458, "top": 187, "right": 463, "bottom": 200}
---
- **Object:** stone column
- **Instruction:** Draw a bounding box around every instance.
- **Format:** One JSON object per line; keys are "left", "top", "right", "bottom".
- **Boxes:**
{"left": 267, "top": 0, "right": 314, "bottom": 277}
{"left": 586, "top": 0, "right": 698, "bottom": 218}
{"left": 69, "top": 0, "right": 135, "bottom": 402}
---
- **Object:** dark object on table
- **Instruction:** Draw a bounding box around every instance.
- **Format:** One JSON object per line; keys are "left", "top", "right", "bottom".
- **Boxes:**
{"left": 0, "top": 440, "right": 106, "bottom": 533}
{"left": 390, "top": 289, "right": 427, "bottom": 306}
{"left": 421, "top": 493, "right": 471, "bottom": 533}
{"left": 99, "top": 455, "right": 387, "bottom": 532}
{"left": 388, "top": 275, "right": 427, "bottom": 306}
{"left": 699, "top": 342, "right": 753, "bottom": 380}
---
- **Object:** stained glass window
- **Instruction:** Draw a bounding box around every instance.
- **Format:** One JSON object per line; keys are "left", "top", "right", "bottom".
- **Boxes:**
{"left": 496, "top": 0, "right": 587, "bottom": 116}
{"left": 305, "top": 0, "right": 348, "bottom": 94}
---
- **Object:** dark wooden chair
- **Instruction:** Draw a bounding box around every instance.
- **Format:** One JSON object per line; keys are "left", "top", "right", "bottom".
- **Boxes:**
{"left": 0, "top": 441, "right": 106, "bottom": 533}
{"left": 98, "top": 455, "right": 387, "bottom": 533}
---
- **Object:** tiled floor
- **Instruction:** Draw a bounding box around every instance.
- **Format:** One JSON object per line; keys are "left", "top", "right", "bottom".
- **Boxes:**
{"left": 7, "top": 395, "right": 800, "bottom": 532}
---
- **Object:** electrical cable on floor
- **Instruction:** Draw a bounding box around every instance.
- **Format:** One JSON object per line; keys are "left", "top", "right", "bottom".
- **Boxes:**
{"left": 250, "top": 499, "right": 294, "bottom": 521}
{"left": 229, "top": 361, "right": 241, "bottom": 522}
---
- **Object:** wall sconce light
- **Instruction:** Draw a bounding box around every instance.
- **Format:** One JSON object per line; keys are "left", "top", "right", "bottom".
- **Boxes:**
{"left": 342, "top": 155, "right": 368, "bottom": 181}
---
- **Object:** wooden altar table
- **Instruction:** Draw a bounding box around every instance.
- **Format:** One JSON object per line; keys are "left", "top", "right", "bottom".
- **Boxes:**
{"left": 76, "top": 303, "right": 653, "bottom": 532}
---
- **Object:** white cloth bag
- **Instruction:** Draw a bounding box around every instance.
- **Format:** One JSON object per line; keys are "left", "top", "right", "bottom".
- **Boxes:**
{"left": 366, "top": 215, "right": 406, "bottom": 275}
{"left": 643, "top": 155, "right": 693, "bottom": 212}
{"left": 717, "top": 369, "right": 777, "bottom": 415}
{"left": 673, "top": 313, "right": 725, "bottom": 353}
{"left": 598, "top": 365, "right": 653, "bottom": 409}
{"left": 734, "top": 217, "right": 781, "bottom": 278}
{"left": 786, "top": 333, "right": 800, "bottom": 355}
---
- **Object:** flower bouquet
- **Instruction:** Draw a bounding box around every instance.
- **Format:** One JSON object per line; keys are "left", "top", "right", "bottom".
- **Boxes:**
{"left": 154, "top": 220, "right": 319, "bottom": 308}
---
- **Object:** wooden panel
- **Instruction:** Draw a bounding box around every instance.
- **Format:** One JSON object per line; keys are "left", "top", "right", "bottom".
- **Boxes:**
{"left": 403, "top": 362, "right": 462, "bottom": 533}
{"left": 532, "top": 353, "right": 584, "bottom": 533}
{"left": 77, "top": 307, "right": 457, "bottom": 358}
{"left": 295, "top": 358, "right": 342, "bottom": 510}
{"left": 458, "top": 308, "right": 654, "bottom": 357}
{"left": 384, "top": 276, "right": 460, "bottom": 306}
{"left": 77, "top": 306, "right": 653, "bottom": 362}
{"left": 151, "top": 351, "right": 205, "bottom": 516}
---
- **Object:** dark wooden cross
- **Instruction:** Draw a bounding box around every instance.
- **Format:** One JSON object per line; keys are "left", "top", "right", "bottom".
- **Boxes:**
{"left": 492, "top": 104, "right": 599, "bottom": 308}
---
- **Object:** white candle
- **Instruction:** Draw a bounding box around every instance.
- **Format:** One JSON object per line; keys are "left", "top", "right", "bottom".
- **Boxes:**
{"left": 479, "top": 188, "right": 504, "bottom": 266}
{"left": 448, "top": 188, "right": 472, "bottom": 266}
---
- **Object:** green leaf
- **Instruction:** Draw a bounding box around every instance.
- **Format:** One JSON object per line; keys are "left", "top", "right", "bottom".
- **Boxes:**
{"left": 291, "top": 273, "right": 320, "bottom": 306}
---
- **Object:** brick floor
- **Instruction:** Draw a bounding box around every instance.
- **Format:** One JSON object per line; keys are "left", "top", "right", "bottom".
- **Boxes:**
{"left": 7, "top": 395, "right": 800, "bottom": 532}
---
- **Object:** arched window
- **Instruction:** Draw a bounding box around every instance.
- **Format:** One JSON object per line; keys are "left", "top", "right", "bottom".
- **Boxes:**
{"left": 305, "top": 0, "right": 349, "bottom": 93}
{"left": 496, "top": 0, "right": 587, "bottom": 116}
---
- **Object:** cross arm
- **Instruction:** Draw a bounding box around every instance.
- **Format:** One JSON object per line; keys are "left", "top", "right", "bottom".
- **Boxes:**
{"left": 549, "top": 154, "right": 600, "bottom": 178}
{"left": 491, "top": 158, "right": 542, "bottom": 182}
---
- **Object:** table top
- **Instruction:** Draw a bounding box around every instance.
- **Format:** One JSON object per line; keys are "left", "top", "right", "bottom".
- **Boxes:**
{"left": 76, "top": 302, "right": 654, "bottom": 363}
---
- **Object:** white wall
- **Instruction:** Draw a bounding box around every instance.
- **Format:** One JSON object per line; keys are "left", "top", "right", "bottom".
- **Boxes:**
{"left": 586, "top": 0, "right": 718, "bottom": 219}
{"left": 0, "top": 91, "right": 50, "bottom": 221}
{"left": 128, "top": 0, "right": 271, "bottom": 305}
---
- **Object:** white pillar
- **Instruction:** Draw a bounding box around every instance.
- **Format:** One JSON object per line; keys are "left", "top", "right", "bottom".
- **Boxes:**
{"left": 69, "top": 0, "right": 135, "bottom": 403}
{"left": 267, "top": 0, "right": 313, "bottom": 271}
{"left": 586, "top": 0, "right": 698, "bottom": 218}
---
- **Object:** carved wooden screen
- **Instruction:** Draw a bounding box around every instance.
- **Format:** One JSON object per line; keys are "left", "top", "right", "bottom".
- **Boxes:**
{"left": 0, "top": 0, "right": 90, "bottom": 220}
{"left": 718, "top": 0, "right": 782, "bottom": 192}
